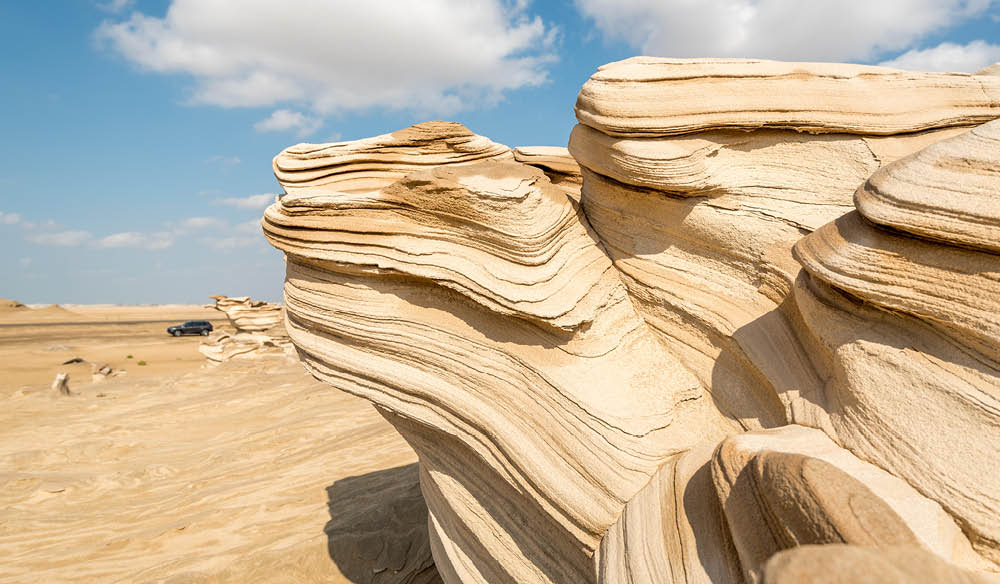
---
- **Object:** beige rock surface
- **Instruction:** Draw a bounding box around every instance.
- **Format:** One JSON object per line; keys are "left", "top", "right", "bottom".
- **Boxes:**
{"left": 763, "top": 545, "right": 999, "bottom": 584}
{"left": 513, "top": 146, "right": 582, "bottom": 199}
{"left": 274, "top": 121, "right": 512, "bottom": 196}
{"left": 265, "top": 122, "right": 725, "bottom": 583}
{"left": 261, "top": 60, "right": 1000, "bottom": 584}
{"left": 201, "top": 296, "right": 293, "bottom": 364}
{"left": 207, "top": 295, "right": 284, "bottom": 332}
{"left": 792, "top": 121, "right": 1000, "bottom": 564}
{"left": 855, "top": 119, "right": 1000, "bottom": 252}
{"left": 575, "top": 57, "right": 1000, "bottom": 137}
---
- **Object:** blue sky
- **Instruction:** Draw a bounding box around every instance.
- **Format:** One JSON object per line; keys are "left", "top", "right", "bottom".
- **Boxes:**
{"left": 1, "top": 1, "right": 997, "bottom": 304}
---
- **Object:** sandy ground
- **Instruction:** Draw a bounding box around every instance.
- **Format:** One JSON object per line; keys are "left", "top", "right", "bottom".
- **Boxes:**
{"left": 0, "top": 303, "right": 432, "bottom": 583}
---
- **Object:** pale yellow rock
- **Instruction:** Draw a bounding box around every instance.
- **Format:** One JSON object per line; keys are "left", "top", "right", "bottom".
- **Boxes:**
{"left": 208, "top": 295, "right": 283, "bottom": 332}
{"left": 793, "top": 211, "right": 1000, "bottom": 360}
{"left": 274, "top": 121, "right": 512, "bottom": 196}
{"left": 264, "top": 129, "right": 712, "bottom": 583}
{"left": 267, "top": 161, "right": 620, "bottom": 331}
{"left": 711, "top": 425, "right": 986, "bottom": 582}
{"left": 856, "top": 119, "right": 1000, "bottom": 252}
{"left": 596, "top": 439, "right": 743, "bottom": 584}
{"left": 575, "top": 57, "right": 1000, "bottom": 137}
{"left": 764, "top": 545, "right": 999, "bottom": 584}
{"left": 513, "top": 146, "right": 582, "bottom": 201}
{"left": 260, "top": 59, "right": 1000, "bottom": 584}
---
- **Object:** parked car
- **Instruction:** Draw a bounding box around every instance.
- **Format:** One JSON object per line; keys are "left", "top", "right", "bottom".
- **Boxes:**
{"left": 167, "top": 320, "right": 213, "bottom": 337}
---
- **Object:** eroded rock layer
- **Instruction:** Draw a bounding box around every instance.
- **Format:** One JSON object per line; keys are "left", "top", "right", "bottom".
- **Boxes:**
{"left": 265, "top": 123, "right": 719, "bottom": 584}
{"left": 575, "top": 57, "right": 1000, "bottom": 137}
{"left": 200, "top": 295, "right": 293, "bottom": 364}
{"left": 264, "top": 60, "right": 1000, "bottom": 584}
{"left": 792, "top": 120, "right": 1000, "bottom": 564}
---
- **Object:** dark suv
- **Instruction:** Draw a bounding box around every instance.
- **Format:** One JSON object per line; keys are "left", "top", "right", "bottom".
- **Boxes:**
{"left": 167, "top": 321, "right": 214, "bottom": 337}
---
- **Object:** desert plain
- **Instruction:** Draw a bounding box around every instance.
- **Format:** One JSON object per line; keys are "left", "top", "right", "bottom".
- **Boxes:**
{"left": 0, "top": 300, "right": 431, "bottom": 583}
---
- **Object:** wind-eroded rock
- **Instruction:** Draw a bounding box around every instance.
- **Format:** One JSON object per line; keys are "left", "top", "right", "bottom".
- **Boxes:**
{"left": 265, "top": 121, "right": 716, "bottom": 584}
{"left": 764, "top": 545, "right": 998, "bottom": 584}
{"left": 201, "top": 296, "right": 292, "bottom": 364}
{"left": 575, "top": 57, "right": 1000, "bottom": 137}
{"left": 274, "top": 121, "right": 512, "bottom": 196}
{"left": 208, "top": 295, "right": 283, "bottom": 332}
{"left": 792, "top": 119, "right": 1000, "bottom": 564}
{"left": 263, "top": 60, "right": 1000, "bottom": 584}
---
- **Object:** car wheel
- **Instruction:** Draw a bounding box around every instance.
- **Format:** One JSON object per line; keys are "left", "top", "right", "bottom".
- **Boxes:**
{"left": 201, "top": 329, "right": 209, "bottom": 336}
{"left": 173, "top": 330, "right": 182, "bottom": 337}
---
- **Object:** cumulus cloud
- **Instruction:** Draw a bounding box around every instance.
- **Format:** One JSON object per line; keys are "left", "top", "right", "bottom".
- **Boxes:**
{"left": 95, "top": 231, "right": 175, "bottom": 250}
{"left": 28, "top": 230, "right": 94, "bottom": 247}
{"left": 574, "top": 0, "right": 994, "bottom": 62}
{"left": 95, "top": 0, "right": 556, "bottom": 117}
{"left": 879, "top": 40, "right": 1000, "bottom": 71}
{"left": 216, "top": 194, "right": 276, "bottom": 210}
{"left": 0, "top": 212, "right": 21, "bottom": 225}
{"left": 254, "top": 109, "right": 321, "bottom": 137}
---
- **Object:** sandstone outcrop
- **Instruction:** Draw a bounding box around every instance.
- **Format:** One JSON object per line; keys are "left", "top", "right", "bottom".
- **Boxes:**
{"left": 513, "top": 146, "right": 582, "bottom": 199}
{"left": 263, "top": 60, "right": 1000, "bottom": 583}
{"left": 792, "top": 119, "right": 1000, "bottom": 564}
{"left": 200, "top": 295, "right": 293, "bottom": 364}
{"left": 207, "top": 295, "right": 283, "bottom": 332}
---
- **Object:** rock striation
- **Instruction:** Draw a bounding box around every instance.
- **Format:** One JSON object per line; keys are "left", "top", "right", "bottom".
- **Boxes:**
{"left": 208, "top": 295, "right": 283, "bottom": 332}
{"left": 792, "top": 119, "right": 1000, "bottom": 565}
{"left": 199, "top": 295, "right": 293, "bottom": 364}
{"left": 263, "top": 60, "right": 1000, "bottom": 583}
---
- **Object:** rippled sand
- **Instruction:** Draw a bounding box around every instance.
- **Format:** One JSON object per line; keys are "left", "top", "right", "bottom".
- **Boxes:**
{"left": 0, "top": 308, "right": 433, "bottom": 583}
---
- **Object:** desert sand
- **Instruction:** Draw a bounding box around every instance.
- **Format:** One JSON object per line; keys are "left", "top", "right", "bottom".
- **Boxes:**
{"left": 0, "top": 303, "right": 436, "bottom": 583}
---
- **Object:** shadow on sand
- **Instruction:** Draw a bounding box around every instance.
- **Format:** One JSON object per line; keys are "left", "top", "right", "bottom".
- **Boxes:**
{"left": 325, "top": 462, "right": 441, "bottom": 583}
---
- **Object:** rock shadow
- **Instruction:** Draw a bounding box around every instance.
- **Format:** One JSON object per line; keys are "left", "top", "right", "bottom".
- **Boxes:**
{"left": 325, "top": 463, "right": 441, "bottom": 584}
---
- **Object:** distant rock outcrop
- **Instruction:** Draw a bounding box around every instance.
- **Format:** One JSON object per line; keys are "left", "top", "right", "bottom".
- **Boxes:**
{"left": 262, "top": 60, "right": 1000, "bottom": 583}
{"left": 200, "top": 295, "right": 293, "bottom": 364}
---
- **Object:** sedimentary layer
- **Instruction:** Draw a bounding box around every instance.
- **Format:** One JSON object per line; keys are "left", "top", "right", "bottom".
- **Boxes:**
{"left": 575, "top": 57, "right": 1000, "bottom": 137}
{"left": 264, "top": 123, "right": 718, "bottom": 584}
{"left": 273, "top": 121, "right": 512, "bottom": 196}
{"left": 263, "top": 59, "right": 1000, "bottom": 584}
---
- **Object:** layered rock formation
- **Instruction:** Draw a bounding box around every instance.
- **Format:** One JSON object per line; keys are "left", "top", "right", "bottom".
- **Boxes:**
{"left": 199, "top": 295, "right": 293, "bottom": 364}
{"left": 263, "top": 61, "right": 1000, "bottom": 583}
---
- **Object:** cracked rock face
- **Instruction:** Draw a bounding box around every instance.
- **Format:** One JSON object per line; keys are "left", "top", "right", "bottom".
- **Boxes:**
{"left": 263, "top": 61, "right": 1000, "bottom": 584}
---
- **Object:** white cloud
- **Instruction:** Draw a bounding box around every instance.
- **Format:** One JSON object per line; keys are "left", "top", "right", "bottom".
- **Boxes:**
{"left": 216, "top": 194, "right": 276, "bottom": 210}
{"left": 19, "top": 257, "right": 32, "bottom": 266}
{"left": 0, "top": 212, "right": 21, "bottom": 225}
{"left": 574, "top": 0, "right": 994, "bottom": 62}
{"left": 182, "top": 216, "right": 227, "bottom": 229}
{"left": 879, "top": 40, "right": 1000, "bottom": 71}
{"left": 254, "top": 109, "right": 321, "bottom": 138}
{"left": 94, "top": 0, "right": 556, "bottom": 117}
{"left": 94, "top": 231, "right": 175, "bottom": 250}
{"left": 28, "top": 230, "right": 94, "bottom": 247}
{"left": 206, "top": 154, "right": 241, "bottom": 166}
